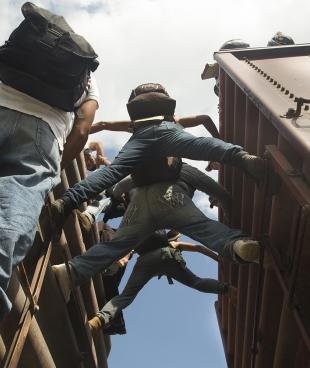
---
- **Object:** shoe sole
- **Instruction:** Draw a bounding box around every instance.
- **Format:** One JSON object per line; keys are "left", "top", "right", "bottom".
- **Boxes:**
{"left": 52, "top": 265, "right": 71, "bottom": 303}
{"left": 234, "top": 242, "right": 261, "bottom": 263}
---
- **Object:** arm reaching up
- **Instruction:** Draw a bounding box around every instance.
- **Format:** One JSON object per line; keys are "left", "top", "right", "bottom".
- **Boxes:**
{"left": 170, "top": 240, "right": 219, "bottom": 262}
{"left": 61, "top": 99, "right": 98, "bottom": 169}
{"left": 176, "top": 115, "right": 220, "bottom": 138}
{"left": 90, "top": 120, "right": 132, "bottom": 134}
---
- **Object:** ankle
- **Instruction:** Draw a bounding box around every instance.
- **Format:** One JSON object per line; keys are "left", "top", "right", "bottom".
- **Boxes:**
{"left": 62, "top": 196, "right": 74, "bottom": 217}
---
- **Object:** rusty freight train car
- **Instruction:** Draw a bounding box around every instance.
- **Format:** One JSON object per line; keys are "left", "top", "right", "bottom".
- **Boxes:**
{"left": 207, "top": 44, "right": 310, "bottom": 368}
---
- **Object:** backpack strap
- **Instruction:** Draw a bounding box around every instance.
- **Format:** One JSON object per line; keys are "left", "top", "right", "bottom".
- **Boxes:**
{"left": 157, "top": 274, "right": 174, "bottom": 285}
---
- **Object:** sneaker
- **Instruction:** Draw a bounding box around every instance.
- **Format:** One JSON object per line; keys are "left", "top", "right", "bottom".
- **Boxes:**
{"left": 52, "top": 264, "right": 72, "bottom": 303}
{"left": 233, "top": 239, "right": 261, "bottom": 263}
{"left": 232, "top": 151, "right": 267, "bottom": 188}
{"left": 76, "top": 210, "right": 93, "bottom": 232}
{"left": 88, "top": 315, "right": 103, "bottom": 333}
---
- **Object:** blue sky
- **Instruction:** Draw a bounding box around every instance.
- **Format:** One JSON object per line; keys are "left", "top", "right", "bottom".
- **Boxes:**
{"left": 1, "top": 1, "right": 309, "bottom": 367}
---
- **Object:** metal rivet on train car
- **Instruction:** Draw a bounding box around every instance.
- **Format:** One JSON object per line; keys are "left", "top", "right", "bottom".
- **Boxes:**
{"left": 285, "top": 90, "right": 289, "bottom": 95}
{"left": 305, "top": 105, "right": 309, "bottom": 111}
{"left": 289, "top": 93, "right": 294, "bottom": 98}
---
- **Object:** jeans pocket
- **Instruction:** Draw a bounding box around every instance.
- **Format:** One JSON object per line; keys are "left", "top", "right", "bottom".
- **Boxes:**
{"left": 158, "top": 185, "right": 185, "bottom": 209}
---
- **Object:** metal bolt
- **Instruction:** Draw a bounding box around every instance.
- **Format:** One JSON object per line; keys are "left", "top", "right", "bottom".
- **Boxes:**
{"left": 273, "top": 81, "right": 277, "bottom": 85}
{"left": 289, "top": 93, "right": 294, "bottom": 98}
{"left": 285, "top": 90, "right": 289, "bottom": 95}
{"left": 270, "top": 78, "right": 274, "bottom": 82}
{"left": 263, "top": 73, "right": 267, "bottom": 77}
{"left": 266, "top": 75, "right": 270, "bottom": 80}
{"left": 277, "top": 84, "right": 281, "bottom": 88}
{"left": 281, "top": 87, "right": 285, "bottom": 91}
{"left": 285, "top": 108, "right": 296, "bottom": 118}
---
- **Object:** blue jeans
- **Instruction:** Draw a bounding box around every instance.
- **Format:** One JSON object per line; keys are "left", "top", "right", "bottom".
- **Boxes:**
{"left": 0, "top": 106, "right": 60, "bottom": 319}
{"left": 70, "top": 182, "right": 245, "bottom": 284}
{"left": 98, "top": 246, "right": 227, "bottom": 325}
{"left": 63, "top": 121, "right": 242, "bottom": 208}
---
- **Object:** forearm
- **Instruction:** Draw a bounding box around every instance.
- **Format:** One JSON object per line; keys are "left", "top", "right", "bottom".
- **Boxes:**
{"left": 173, "top": 241, "right": 219, "bottom": 262}
{"left": 196, "top": 246, "right": 219, "bottom": 262}
{"left": 61, "top": 127, "right": 88, "bottom": 169}
{"left": 61, "top": 100, "right": 97, "bottom": 169}
{"left": 202, "top": 116, "right": 220, "bottom": 138}
{"left": 177, "top": 115, "right": 220, "bottom": 138}
{"left": 90, "top": 121, "right": 132, "bottom": 134}
{"left": 174, "top": 242, "right": 200, "bottom": 252}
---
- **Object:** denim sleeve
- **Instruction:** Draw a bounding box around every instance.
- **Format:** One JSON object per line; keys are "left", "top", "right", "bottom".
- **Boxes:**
{"left": 179, "top": 163, "right": 231, "bottom": 204}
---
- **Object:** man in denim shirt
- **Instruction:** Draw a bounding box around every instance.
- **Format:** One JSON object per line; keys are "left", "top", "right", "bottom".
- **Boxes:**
{"left": 52, "top": 82, "right": 266, "bottom": 228}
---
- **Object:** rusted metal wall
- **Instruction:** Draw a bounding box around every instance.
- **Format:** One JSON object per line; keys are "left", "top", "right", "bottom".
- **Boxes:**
{"left": 0, "top": 152, "right": 110, "bottom": 368}
{"left": 212, "top": 44, "right": 310, "bottom": 368}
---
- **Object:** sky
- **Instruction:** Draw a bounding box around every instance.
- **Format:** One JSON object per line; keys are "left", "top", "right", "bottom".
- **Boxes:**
{"left": 1, "top": 0, "right": 309, "bottom": 367}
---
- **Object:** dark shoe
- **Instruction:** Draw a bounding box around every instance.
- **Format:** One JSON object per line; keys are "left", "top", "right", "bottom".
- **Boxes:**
{"left": 233, "top": 239, "right": 260, "bottom": 263}
{"left": 76, "top": 210, "right": 94, "bottom": 232}
{"left": 231, "top": 151, "right": 267, "bottom": 188}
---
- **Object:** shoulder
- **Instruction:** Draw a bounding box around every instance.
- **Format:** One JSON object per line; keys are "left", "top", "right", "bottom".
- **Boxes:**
{"left": 75, "top": 74, "right": 100, "bottom": 109}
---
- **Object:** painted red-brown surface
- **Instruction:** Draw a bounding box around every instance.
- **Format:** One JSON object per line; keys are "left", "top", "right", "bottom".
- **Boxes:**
{"left": 212, "top": 44, "right": 310, "bottom": 368}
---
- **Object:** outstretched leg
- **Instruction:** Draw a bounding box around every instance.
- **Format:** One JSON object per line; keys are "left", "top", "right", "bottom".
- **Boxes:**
{"left": 165, "top": 260, "right": 227, "bottom": 294}
{"left": 91, "top": 261, "right": 154, "bottom": 329}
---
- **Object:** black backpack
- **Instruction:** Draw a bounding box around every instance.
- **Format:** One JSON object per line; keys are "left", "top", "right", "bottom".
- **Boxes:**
{"left": 0, "top": 2, "right": 99, "bottom": 111}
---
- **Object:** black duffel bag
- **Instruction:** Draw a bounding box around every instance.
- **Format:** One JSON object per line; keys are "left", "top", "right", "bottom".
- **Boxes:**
{"left": 0, "top": 2, "right": 99, "bottom": 111}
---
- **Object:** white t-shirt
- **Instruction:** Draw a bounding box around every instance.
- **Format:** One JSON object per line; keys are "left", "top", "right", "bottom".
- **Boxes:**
{"left": 0, "top": 76, "right": 100, "bottom": 151}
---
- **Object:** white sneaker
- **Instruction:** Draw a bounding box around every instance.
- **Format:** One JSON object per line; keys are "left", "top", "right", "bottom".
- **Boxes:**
{"left": 52, "top": 264, "right": 72, "bottom": 303}
{"left": 233, "top": 239, "right": 260, "bottom": 263}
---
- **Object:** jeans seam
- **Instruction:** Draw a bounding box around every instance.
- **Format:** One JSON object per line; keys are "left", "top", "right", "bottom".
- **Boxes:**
{"left": 34, "top": 119, "right": 60, "bottom": 190}
{"left": 35, "top": 119, "right": 50, "bottom": 167}
{"left": 0, "top": 108, "right": 19, "bottom": 152}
